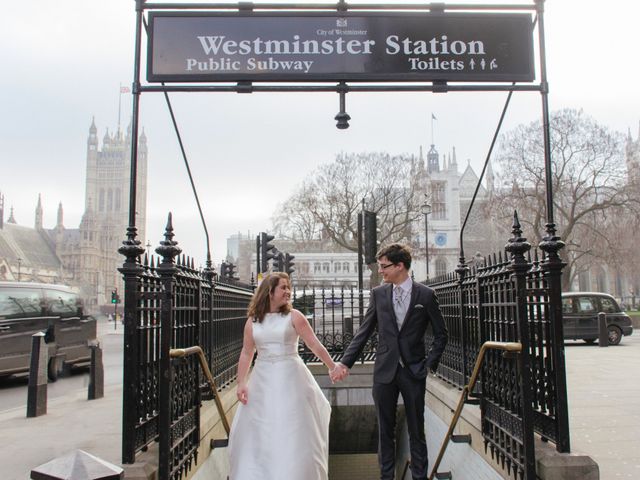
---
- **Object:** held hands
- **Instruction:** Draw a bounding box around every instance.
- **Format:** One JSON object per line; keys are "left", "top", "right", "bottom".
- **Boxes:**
{"left": 237, "top": 383, "right": 249, "bottom": 405}
{"left": 329, "top": 362, "right": 349, "bottom": 383}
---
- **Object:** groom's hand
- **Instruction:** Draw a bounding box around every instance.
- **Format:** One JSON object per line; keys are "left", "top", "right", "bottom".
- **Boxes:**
{"left": 331, "top": 363, "right": 349, "bottom": 382}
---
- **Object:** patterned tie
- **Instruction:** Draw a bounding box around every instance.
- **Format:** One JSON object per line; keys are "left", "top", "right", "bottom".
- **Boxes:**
{"left": 393, "top": 286, "right": 406, "bottom": 329}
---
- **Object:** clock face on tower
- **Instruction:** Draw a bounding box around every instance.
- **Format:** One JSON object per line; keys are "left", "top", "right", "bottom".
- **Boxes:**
{"left": 434, "top": 233, "right": 447, "bottom": 247}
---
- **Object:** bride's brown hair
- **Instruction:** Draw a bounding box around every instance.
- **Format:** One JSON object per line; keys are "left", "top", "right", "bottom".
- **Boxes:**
{"left": 247, "top": 272, "right": 292, "bottom": 323}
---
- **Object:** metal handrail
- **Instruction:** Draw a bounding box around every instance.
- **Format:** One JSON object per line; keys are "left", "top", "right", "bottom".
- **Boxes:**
{"left": 428, "top": 341, "right": 522, "bottom": 480}
{"left": 170, "top": 346, "right": 231, "bottom": 436}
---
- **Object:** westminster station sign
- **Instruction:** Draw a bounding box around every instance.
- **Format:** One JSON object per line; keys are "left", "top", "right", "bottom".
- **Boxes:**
{"left": 147, "top": 12, "right": 534, "bottom": 83}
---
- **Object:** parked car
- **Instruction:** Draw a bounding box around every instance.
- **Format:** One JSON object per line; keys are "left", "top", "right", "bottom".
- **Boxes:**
{"left": 0, "top": 281, "right": 97, "bottom": 381}
{"left": 561, "top": 292, "right": 634, "bottom": 345}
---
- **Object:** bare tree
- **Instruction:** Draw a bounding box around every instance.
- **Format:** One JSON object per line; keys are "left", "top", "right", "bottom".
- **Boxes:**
{"left": 490, "top": 109, "right": 640, "bottom": 290}
{"left": 273, "top": 152, "right": 424, "bottom": 253}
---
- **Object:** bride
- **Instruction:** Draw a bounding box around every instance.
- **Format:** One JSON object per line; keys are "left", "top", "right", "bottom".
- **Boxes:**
{"left": 228, "top": 272, "right": 339, "bottom": 480}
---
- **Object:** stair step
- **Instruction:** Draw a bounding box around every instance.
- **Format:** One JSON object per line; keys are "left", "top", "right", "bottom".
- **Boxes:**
{"left": 464, "top": 396, "right": 481, "bottom": 405}
{"left": 451, "top": 434, "right": 472, "bottom": 444}
{"left": 435, "top": 472, "right": 453, "bottom": 479}
{"left": 210, "top": 438, "right": 229, "bottom": 449}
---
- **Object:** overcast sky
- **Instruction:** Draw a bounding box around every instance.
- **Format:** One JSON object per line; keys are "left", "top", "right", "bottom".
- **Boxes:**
{"left": 1, "top": 0, "right": 639, "bottom": 266}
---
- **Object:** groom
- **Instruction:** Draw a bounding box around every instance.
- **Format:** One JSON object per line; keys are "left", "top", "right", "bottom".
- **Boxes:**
{"left": 332, "top": 243, "right": 448, "bottom": 480}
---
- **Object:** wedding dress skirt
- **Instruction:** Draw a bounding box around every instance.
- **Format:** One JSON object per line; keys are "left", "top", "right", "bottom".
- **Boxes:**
{"left": 228, "top": 312, "right": 331, "bottom": 480}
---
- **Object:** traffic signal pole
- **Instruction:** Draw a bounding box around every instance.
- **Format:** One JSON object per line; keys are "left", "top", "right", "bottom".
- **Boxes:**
{"left": 112, "top": 288, "right": 118, "bottom": 331}
{"left": 256, "top": 234, "right": 261, "bottom": 276}
{"left": 357, "top": 210, "right": 364, "bottom": 321}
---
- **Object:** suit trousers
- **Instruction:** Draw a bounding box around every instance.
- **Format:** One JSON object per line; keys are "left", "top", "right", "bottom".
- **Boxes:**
{"left": 372, "top": 364, "right": 428, "bottom": 480}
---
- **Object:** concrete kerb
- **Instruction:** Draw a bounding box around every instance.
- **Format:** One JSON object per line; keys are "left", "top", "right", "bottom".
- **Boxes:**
{"left": 426, "top": 376, "right": 599, "bottom": 480}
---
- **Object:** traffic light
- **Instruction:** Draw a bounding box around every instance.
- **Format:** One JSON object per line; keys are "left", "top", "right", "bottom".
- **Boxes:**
{"left": 272, "top": 251, "right": 284, "bottom": 272}
{"left": 219, "top": 262, "right": 229, "bottom": 278}
{"left": 260, "top": 232, "right": 276, "bottom": 273}
{"left": 111, "top": 290, "right": 118, "bottom": 304}
{"left": 284, "top": 253, "right": 296, "bottom": 276}
{"left": 363, "top": 210, "right": 378, "bottom": 264}
{"left": 227, "top": 262, "right": 237, "bottom": 279}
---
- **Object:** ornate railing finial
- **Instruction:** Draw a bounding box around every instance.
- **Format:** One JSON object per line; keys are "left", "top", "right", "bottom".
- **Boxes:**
{"left": 506, "top": 210, "right": 531, "bottom": 263}
{"left": 156, "top": 212, "right": 182, "bottom": 264}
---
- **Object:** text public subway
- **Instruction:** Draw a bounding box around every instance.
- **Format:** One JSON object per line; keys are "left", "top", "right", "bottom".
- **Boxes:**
{"left": 186, "top": 34, "right": 487, "bottom": 73}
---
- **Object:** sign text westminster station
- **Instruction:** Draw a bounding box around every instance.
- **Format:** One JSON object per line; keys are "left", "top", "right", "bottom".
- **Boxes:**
{"left": 148, "top": 13, "right": 534, "bottom": 83}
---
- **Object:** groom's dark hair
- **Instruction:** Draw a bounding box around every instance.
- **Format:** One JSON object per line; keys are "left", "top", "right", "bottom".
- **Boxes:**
{"left": 377, "top": 243, "right": 412, "bottom": 270}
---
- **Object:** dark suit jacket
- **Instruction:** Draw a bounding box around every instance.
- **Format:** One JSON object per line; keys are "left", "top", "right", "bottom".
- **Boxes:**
{"left": 341, "top": 281, "right": 448, "bottom": 384}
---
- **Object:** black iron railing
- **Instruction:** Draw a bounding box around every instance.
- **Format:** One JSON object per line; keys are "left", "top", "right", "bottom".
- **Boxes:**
{"left": 120, "top": 216, "right": 253, "bottom": 480}
{"left": 292, "top": 285, "right": 377, "bottom": 362}
{"left": 119, "top": 214, "right": 569, "bottom": 480}
{"left": 424, "top": 213, "right": 570, "bottom": 479}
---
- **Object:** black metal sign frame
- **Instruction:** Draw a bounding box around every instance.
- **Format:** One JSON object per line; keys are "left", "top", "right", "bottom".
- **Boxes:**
{"left": 147, "top": 11, "right": 534, "bottom": 83}
{"left": 121, "top": 3, "right": 570, "bottom": 480}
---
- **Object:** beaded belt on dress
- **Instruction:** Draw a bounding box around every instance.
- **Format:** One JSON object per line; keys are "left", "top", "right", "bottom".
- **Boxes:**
{"left": 256, "top": 351, "right": 298, "bottom": 363}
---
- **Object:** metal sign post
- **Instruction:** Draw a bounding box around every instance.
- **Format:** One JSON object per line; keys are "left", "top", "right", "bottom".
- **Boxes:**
{"left": 121, "top": 3, "right": 561, "bottom": 479}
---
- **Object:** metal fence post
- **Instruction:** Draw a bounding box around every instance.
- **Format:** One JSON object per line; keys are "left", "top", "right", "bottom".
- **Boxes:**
{"left": 539, "top": 232, "right": 570, "bottom": 453}
{"left": 118, "top": 232, "right": 145, "bottom": 463}
{"left": 505, "top": 212, "right": 536, "bottom": 479}
{"left": 156, "top": 214, "right": 182, "bottom": 480}
{"left": 455, "top": 260, "right": 469, "bottom": 383}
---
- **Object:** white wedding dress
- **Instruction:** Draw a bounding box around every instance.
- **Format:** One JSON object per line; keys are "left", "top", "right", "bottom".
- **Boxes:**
{"left": 228, "top": 312, "right": 331, "bottom": 480}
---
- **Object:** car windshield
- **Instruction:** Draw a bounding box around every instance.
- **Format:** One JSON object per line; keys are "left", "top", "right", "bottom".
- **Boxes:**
{"left": 0, "top": 288, "right": 41, "bottom": 317}
{"left": 46, "top": 289, "right": 79, "bottom": 315}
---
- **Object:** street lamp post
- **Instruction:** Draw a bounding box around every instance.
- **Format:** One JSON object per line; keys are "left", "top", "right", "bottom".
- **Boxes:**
{"left": 422, "top": 202, "right": 432, "bottom": 278}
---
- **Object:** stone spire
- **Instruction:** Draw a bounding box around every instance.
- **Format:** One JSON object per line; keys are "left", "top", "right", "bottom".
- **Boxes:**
{"left": 0, "top": 192, "right": 4, "bottom": 229}
{"left": 35, "top": 194, "right": 43, "bottom": 230}
{"left": 56, "top": 202, "right": 64, "bottom": 229}
{"left": 7, "top": 206, "right": 17, "bottom": 224}
{"left": 427, "top": 144, "right": 439, "bottom": 174}
{"left": 486, "top": 159, "right": 495, "bottom": 192}
{"left": 450, "top": 146, "right": 458, "bottom": 172}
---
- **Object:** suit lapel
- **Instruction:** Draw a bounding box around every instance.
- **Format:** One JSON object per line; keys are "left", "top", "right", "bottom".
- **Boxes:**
{"left": 385, "top": 283, "right": 399, "bottom": 333}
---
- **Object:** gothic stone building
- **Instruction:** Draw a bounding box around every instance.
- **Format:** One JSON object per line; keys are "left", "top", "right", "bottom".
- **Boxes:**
{"left": 0, "top": 119, "right": 148, "bottom": 310}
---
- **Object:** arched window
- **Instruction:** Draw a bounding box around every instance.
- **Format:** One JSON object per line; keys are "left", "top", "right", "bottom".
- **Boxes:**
{"left": 435, "top": 258, "right": 448, "bottom": 277}
{"left": 107, "top": 189, "right": 113, "bottom": 211}
{"left": 343, "top": 262, "right": 350, "bottom": 273}
{"left": 322, "top": 262, "right": 330, "bottom": 273}
{"left": 334, "top": 263, "right": 341, "bottom": 273}
{"left": 99, "top": 189, "right": 105, "bottom": 212}
{"left": 578, "top": 271, "right": 591, "bottom": 291}
{"left": 115, "top": 188, "right": 121, "bottom": 211}
{"left": 314, "top": 262, "right": 321, "bottom": 274}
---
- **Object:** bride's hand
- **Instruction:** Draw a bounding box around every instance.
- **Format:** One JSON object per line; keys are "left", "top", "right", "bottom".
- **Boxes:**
{"left": 237, "top": 383, "right": 249, "bottom": 404}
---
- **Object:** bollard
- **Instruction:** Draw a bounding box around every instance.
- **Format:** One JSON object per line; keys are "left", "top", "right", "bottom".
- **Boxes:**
{"left": 598, "top": 312, "right": 608, "bottom": 347}
{"left": 30, "top": 449, "right": 123, "bottom": 480}
{"left": 88, "top": 342, "right": 104, "bottom": 400}
{"left": 27, "top": 332, "right": 48, "bottom": 418}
